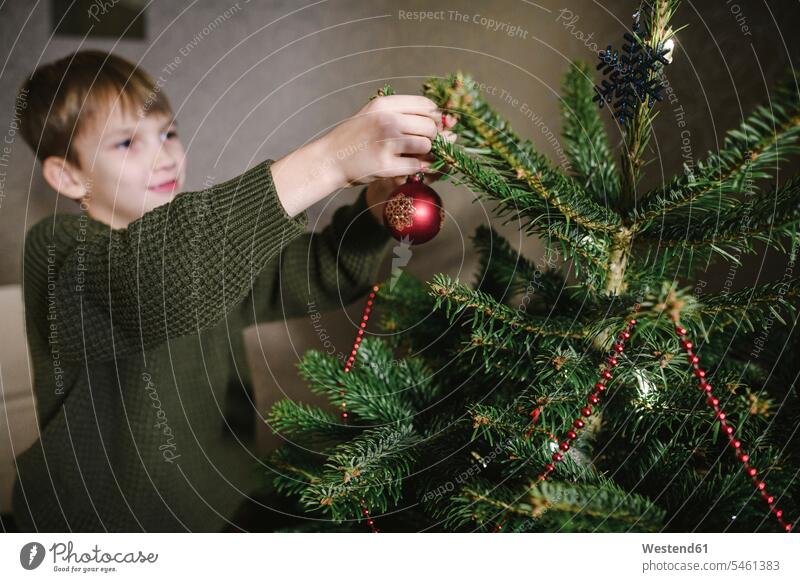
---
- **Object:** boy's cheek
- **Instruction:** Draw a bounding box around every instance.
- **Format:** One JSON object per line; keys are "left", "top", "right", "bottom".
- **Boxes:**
{"left": 171, "top": 149, "right": 187, "bottom": 189}
{"left": 178, "top": 159, "right": 187, "bottom": 188}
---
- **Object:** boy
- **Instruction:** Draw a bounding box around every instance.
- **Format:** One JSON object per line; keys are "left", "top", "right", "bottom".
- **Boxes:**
{"left": 13, "top": 50, "right": 454, "bottom": 532}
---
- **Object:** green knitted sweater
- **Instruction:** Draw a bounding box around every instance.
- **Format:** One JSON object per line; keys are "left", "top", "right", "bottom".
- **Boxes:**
{"left": 13, "top": 160, "right": 390, "bottom": 532}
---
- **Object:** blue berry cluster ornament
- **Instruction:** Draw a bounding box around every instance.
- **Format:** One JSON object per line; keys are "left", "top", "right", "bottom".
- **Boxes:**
{"left": 593, "top": 11, "right": 672, "bottom": 125}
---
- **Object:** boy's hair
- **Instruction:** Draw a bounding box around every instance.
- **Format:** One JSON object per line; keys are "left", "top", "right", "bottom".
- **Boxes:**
{"left": 18, "top": 50, "right": 172, "bottom": 166}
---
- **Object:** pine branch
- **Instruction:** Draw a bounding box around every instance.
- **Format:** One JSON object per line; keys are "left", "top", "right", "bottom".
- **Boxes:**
{"left": 468, "top": 403, "right": 535, "bottom": 443}
{"left": 425, "top": 73, "right": 622, "bottom": 234}
{"left": 299, "top": 425, "right": 421, "bottom": 521}
{"left": 603, "top": 364, "right": 772, "bottom": 450}
{"left": 431, "top": 136, "right": 612, "bottom": 287}
{"left": 429, "top": 273, "right": 588, "bottom": 340}
{"left": 529, "top": 480, "right": 665, "bottom": 532}
{"left": 297, "top": 341, "right": 424, "bottom": 424}
{"left": 466, "top": 349, "right": 599, "bottom": 440}
{"left": 266, "top": 400, "right": 349, "bottom": 441}
{"left": 472, "top": 224, "right": 540, "bottom": 301}
{"left": 452, "top": 479, "right": 664, "bottom": 532}
{"left": 472, "top": 224, "right": 569, "bottom": 307}
{"left": 561, "top": 61, "right": 622, "bottom": 205}
{"left": 639, "top": 176, "right": 800, "bottom": 262}
{"left": 268, "top": 447, "right": 324, "bottom": 497}
{"left": 375, "top": 273, "right": 455, "bottom": 356}
{"left": 698, "top": 277, "right": 800, "bottom": 332}
{"left": 635, "top": 71, "right": 800, "bottom": 225}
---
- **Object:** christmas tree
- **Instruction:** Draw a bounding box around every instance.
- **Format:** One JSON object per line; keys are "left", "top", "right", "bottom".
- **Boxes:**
{"left": 264, "top": 0, "right": 800, "bottom": 532}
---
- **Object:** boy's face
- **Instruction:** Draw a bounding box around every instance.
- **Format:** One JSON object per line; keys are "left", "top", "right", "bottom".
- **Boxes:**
{"left": 70, "top": 103, "right": 186, "bottom": 228}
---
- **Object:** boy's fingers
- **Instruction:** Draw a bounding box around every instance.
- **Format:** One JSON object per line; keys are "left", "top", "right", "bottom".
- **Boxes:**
{"left": 379, "top": 155, "right": 431, "bottom": 177}
{"left": 377, "top": 95, "right": 443, "bottom": 127}
{"left": 372, "top": 95, "right": 454, "bottom": 132}
{"left": 411, "top": 107, "right": 444, "bottom": 129}
{"left": 399, "top": 157, "right": 431, "bottom": 175}
{"left": 398, "top": 115, "right": 438, "bottom": 140}
{"left": 377, "top": 94, "right": 438, "bottom": 116}
{"left": 390, "top": 136, "right": 432, "bottom": 156}
{"left": 391, "top": 132, "right": 456, "bottom": 164}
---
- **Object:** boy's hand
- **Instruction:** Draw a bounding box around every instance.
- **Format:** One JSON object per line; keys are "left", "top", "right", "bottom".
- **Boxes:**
{"left": 363, "top": 111, "right": 458, "bottom": 224}
{"left": 271, "top": 96, "right": 456, "bottom": 218}
{"left": 328, "top": 95, "right": 451, "bottom": 185}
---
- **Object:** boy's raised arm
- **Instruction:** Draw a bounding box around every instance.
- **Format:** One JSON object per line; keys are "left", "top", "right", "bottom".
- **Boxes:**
{"left": 41, "top": 94, "right": 450, "bottom": 363}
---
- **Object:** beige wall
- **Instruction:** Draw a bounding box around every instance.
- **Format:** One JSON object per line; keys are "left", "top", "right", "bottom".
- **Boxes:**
{"left": 1, "top": 1, "right": 798, "bottom": 449}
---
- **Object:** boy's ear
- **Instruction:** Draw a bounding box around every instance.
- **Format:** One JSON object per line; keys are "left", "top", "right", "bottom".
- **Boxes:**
{"left": 41, "top": 156, "right": 87, "bottom": 201}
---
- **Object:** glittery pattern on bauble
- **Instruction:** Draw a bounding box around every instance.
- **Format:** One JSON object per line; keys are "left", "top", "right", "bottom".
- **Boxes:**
{"left": 384, "top": 193, "right": 415, "bottom": 231}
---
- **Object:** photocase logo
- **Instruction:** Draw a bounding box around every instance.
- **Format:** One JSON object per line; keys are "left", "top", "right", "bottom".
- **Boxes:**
{"left": 390, "top": 236, "right": 412, "bottom": 291}
{"left": 19, "top": 542, "right": 46, "bottom": 570}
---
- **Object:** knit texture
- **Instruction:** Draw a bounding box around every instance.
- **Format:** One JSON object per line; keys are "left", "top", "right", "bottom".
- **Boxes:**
{"left": 13, "top": 160, "right": 390, "bottom": 532}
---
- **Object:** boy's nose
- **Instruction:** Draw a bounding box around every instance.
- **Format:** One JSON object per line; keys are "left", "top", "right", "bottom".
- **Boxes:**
{"left": 153, "top": 147, "right": 179, "bottom": 172}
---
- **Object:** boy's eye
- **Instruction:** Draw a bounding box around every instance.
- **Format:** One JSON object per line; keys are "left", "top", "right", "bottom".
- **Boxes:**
{"left": 161, "top": 130, "right": 178, "bottom": 141}
{"left": 115, "top": 138, "right": 133, "bottom": 149}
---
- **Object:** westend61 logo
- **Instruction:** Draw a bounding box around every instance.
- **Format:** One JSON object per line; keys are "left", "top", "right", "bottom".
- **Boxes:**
{"left": 19, "top": 541, "right": 158, "bottom": 573}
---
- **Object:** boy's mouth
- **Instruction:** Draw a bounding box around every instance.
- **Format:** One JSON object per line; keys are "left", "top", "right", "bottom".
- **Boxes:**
{"left": 148, "top": 179, "right": 179, "bottom": 193}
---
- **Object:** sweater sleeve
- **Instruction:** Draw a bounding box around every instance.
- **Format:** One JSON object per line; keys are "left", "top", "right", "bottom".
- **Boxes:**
{"left": 51, "top": 159, "right": 307, "bottom": 362}
{"left": 239, "top": 186, "right": 391, "bottom": 326}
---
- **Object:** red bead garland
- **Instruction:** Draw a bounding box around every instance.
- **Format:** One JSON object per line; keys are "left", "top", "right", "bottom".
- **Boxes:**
{"left": 533, "top": 316, "right": 639, "bottom": 484}
{"left": 340, "top": 286, "right": 378, "bottom": 420}
{"left": 340, "top": 285, "right": 381, "bottom": 532}
{"left": 360, "top": 499, "right": 379, "bottom": 534}
{"left": 673, "top": 322, "right": 794, "bottom": 533}
{"left": 491, "top": 314, "right": 639, "bottom": 532}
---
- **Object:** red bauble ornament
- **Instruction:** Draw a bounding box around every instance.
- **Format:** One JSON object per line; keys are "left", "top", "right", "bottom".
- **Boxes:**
{"left": 383, "top": 173, "right": 444, "bottom": 245}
